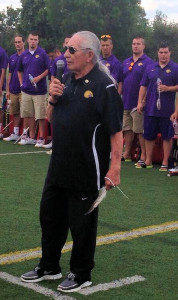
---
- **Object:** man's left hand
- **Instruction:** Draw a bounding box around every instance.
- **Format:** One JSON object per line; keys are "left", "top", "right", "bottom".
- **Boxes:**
{"left": 105, "top": 169, "right": 120, "bottom": 191}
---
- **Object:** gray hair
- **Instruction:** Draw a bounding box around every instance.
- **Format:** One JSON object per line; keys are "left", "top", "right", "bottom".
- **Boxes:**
{"left": 73, "top": 31, "right": 100, "bottom": 64}
{"left": 73, "top": 31, "right": 116, "bottom": 84}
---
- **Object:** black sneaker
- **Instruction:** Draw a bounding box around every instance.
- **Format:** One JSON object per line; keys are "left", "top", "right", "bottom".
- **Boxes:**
{"left": 21, "top": 266, "right": 62, "bottom": 283}
{"left": 57, "top": 272, "right": 92, "bottom": 293}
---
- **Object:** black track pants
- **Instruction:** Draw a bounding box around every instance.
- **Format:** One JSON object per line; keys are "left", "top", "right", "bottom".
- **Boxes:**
{"left": 40, "top": 178, "right": 98, "bottom": 280}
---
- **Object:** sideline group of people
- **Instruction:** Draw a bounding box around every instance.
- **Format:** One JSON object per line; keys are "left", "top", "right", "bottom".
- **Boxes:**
{"left": 1, "top": 33, "right": 48, "bottom": 147}
{"left": 0, "top": 30, "right": 178, "bottom": 293}
{"left": 99, "top": 35, "right": 178, "bottom": 171}
{"left": 0, "top": 33, "right": 70, "bottom": 148}
{"left": 1, "top": 32, "right": 178, "bottom": 168}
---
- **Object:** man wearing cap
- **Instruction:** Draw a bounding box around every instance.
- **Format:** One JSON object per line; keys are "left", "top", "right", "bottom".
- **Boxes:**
{"left": 122, "top": 37, "right": 153, "bottom": 164}
{"left": 100, "top": 34, "right": 122, "bottom": 93}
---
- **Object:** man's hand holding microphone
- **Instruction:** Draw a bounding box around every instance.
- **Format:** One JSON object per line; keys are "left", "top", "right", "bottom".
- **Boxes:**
{"left": 49, "top": 60, "right": 65, "bottom": 104}
{"left": 49, "top": 79, "right": 65, "bottom": 102}
{"left": 47, "top": 60, "right": 65, "bottom": 122}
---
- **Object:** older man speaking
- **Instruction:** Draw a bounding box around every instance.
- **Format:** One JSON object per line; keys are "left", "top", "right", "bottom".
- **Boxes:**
{"left": 21, "top": 31, "right": 123, "bottom": 293}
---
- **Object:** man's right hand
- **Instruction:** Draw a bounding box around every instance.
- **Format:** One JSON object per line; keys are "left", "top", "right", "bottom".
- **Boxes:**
{"left": 170, "top": 111, "right": 178, "bottom": 121}
{"left": 137, "top": 102, "right": 144, "bottom": 114}
{"left": 6, "top": 92, "right": 10, "bottom": 100}
{"left": 49, "top": 78, "right": 65, "bottom": 98}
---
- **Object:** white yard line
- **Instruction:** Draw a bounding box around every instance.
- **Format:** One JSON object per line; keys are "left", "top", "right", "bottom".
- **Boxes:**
{"left": 78, "top": 275, "right": 146, "bottom": 295}
{"left": 0, "top": 272, "right": 76, "bottom": 300}
{"left": 0, "top": 272, "right": 145, "bottom": 298}
{"left": 0, "top": 151, "right": 47, "bottom": 156}
{"left": 1, "top": 221, "right": 176, "bottom": 298}
{"left": 0, "top": 221, "right": 178, "bottom": 266}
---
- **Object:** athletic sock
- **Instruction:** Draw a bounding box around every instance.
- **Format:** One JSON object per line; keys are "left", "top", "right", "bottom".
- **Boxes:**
{"left": 23, "top": 128, "right": 28, "bottom": 136}
{"left": 14, "top": 127, "right": 19, "bottom": 135}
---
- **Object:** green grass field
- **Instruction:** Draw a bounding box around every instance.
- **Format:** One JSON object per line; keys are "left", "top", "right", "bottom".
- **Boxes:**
{"left": 0, "top": 141, "right": 178, "bottom": 300}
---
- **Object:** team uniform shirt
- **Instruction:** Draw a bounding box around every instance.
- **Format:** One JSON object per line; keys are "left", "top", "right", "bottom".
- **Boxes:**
{"left": 140, "top": 60, "right": 178, "bottom": 118}
{"left": 100, "top": 54, "right": 122, "bottom": 83}
{"left": 48, "top": 58, "right": 54, "bottom": 81}
{"left": 51, "top": 53, "right": 69, "bottom": 78}
{"left": 0, "top": 47, "right": 9, "bottom": 91}
{"left": 18, "top": 46, "right": 49, "bottom": 95}
{"left": 9, "top": 53, "right": 22, "bottom": 94}
{"left": 47, "top": 64, "right": 123, "bottom": 192}
{"left": 122, "top": 54, "right": 153, "bottom": 110}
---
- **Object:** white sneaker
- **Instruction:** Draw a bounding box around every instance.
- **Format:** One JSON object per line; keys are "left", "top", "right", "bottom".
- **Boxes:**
{"left": 168, "top": 166, "right": 178, "bottom": 173}
{"left": 0, "top": 133, "right": 4, "bottom": 139}
{"left": 18, "top": 137, "right": 36, "bottom": 145}
{"left": 35, "top": 138, "right": 45, "bottom": 148}
{"left": 42, "top": 141, "right": 52, "bottom": 149}
{"left": 26, "top": 138, "right": 36, "bottom": 145}
{"left": 167, "top": 166, "right": 178, "bottom": 176}
{"left": 18, "top": 135, "right": 28, "bottom": 145}
{"left": 3, "top": 133, "right": 19, "bottom": 141}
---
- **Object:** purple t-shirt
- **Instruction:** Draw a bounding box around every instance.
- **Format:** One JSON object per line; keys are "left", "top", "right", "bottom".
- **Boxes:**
{"left": 141, "top": 60, "right": 178, "bottom": 118}
{"left": 122, "top": 54, "right": 153, "bottom": 110}
{"left": 48, "top": 58, "right": 54, "bottom": 81}
{"left": 18, "top": 46, "right": 50, "bottom": 95}
{"left": 9, "top": 53, "right": 23, "bottom": 94}
{"left": 51, "top": 53, "right": 69, "bottom": 78}
{"left": 100, "top": 54, "right": 122, "bottom": 83}
{"left": 0, "top": 47, "right": 9, "bottom": 91}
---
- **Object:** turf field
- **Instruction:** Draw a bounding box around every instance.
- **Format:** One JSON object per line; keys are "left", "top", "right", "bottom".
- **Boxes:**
{"left": 0, "top": 140, "right": 178, "bottom": 300}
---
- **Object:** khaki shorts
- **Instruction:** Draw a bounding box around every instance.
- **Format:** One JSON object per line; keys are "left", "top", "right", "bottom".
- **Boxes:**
{"left": 123, "top": 109, "right": 144, "bottom": 133}
{"left": 9, "top": 93, "right": 21, "bottom": 115}
{"left": 21, "top": 92, "right": 47, "bottom": 119}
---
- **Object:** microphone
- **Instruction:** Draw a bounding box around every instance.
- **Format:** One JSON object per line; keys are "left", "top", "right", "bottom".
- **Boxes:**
{"left": 56, "top": 60, "right": 65, "bottom": 82}
{"left": 53, "top": 60, "right": 65, "bottom": 102}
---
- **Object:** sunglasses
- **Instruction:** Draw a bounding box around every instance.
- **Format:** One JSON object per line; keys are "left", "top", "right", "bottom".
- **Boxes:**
{"left": 100, "top": 34, "right": 112, "bottom": 39}
{"left": 128, "top": 62, "right": 135, "bottom": 71}
{"left": 64, "top": 46, "right": 91, "bottom": 54}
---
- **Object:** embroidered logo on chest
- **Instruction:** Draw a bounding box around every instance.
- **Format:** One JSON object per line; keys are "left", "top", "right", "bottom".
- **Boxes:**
{"left": 166, "top": 69, "right": 171, "bottom": 73}
{"left": 84, "top": 90, "right": 94, "bottom": 98}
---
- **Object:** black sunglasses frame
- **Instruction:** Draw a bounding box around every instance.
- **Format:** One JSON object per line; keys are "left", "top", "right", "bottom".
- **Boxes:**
{"left": 64, "top": 46, "right": 91, "bottom": 54}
